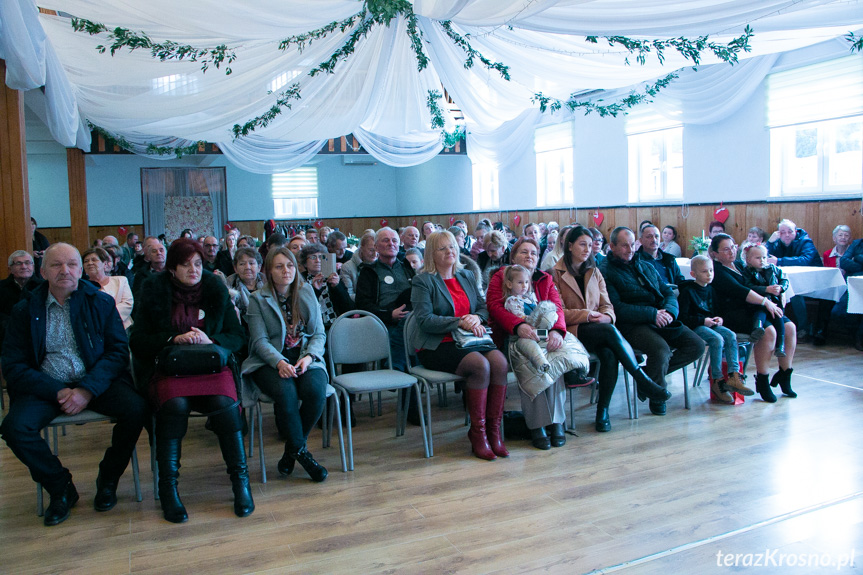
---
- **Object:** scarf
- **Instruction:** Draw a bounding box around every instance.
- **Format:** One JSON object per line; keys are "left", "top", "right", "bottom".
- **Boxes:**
{"left": 171, "top": 276, "right": 204, "bottom": 332}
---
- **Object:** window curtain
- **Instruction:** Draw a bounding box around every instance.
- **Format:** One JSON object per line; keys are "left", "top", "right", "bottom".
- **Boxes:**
{"left": 141, "top": 167, "right": 226, "bottom": 239}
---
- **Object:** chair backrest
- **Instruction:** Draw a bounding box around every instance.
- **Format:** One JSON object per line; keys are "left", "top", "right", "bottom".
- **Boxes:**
{"left": 327, "top": 310, "right": 392, "bottom": 371}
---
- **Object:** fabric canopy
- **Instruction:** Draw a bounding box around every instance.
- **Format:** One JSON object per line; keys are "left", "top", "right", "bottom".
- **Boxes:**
{"left": 2, "top": 0, "right": 862, "bottom": 172}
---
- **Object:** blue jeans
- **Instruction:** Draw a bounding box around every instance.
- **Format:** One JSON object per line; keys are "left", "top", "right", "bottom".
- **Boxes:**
{"left": 694, "top": 325, "right": 739, "bottom": 379}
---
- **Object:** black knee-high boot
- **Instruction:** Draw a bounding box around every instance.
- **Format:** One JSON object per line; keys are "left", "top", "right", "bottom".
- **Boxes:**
{"left": 611, "top": 331, "right": 672, "bottom": 402}
{"left": 594, "top": 376, "right": 615, "bottom": 432}
{"left": 218, "top": 431, "right": 255, "bottom": 518}
{"left": 157, "top": 438, "right": 188, "bottom": 523}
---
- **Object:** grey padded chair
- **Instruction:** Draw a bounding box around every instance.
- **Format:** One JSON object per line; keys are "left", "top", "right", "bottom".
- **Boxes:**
{"left": 36, "top": 410, "right": 142, "bottom": 516}
{"left": 242, "top": 375, "right": 346, "bottom": 483}
{"left": 327, "top": 310, "right": 429, "bottom": 471}
{"left": 402, "top": 312, "right": 466, "bottom": 455}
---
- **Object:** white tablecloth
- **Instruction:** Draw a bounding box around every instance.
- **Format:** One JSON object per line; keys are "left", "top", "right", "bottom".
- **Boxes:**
{"left": 674, "top": 259, "right": 847, "bottom": 302}
{"left": 848, "top": 276, "right": 863, "bottom": 314}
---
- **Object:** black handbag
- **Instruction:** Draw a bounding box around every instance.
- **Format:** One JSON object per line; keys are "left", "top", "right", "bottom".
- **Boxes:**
{"left": 157, "top": 344, "right": 231, "bottom": 376}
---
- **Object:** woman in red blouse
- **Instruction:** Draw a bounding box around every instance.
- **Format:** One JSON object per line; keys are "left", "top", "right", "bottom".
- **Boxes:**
{"left": 411, "top": 231, "right": 509, "bottom": 461}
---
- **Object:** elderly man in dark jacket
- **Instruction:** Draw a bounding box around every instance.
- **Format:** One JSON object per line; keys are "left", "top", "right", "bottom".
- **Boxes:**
{"left": 0, "top": 250, "right": 43, "bottom": 350}
{"left": 0, "top": 243, "right": 148, "bottom": 526}
{"left": 766, "top": 219, "right": 828, "bottom": 342}
{"left": 600, "top": 227, "right": 704, "bottom": 415}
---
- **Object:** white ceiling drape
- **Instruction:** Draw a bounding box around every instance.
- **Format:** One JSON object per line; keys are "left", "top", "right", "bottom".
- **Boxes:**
{"left": 1, "top": 0, "right": 861, "bottom": 172}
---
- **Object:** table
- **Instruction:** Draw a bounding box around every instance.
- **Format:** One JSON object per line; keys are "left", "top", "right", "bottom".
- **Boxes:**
{"left": 675, "top": 259, "right": 847, "bottom": 302}
{"left": 848, "top": 276, "right": 863, "bottom": 314}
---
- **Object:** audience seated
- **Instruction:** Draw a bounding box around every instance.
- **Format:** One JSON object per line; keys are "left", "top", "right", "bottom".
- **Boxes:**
{"left": 739, "top": 226, "right": 767, "bottom": 257}
{"left": 470, "top": 220, "right": 491, "bottom": 259}
{"left": 120, "top": 233, "right": 138, "bottom": 266}
{"left": 130, "top": 238, "right": 252, "bottom": 523}
{"left": 31, "top": 217, "right": 50, "bottom": 278}
{"left": 82, "top": 248, "right": 134, "bottom": 330}
{"left": 710, "top": 234, "right": 798, "bottom": 401}
{"left": 225, "top": 247, "right": 265, "bottom": 321}
{"left": 306, "top": 228, "right": 320, "bottom": 245}
{"left": 242, "top": 247, "right": 329, "bottom": 482}
{"left": 540, "top": 225, "right": 571, "bottom": 272}
{"left": 339, "top": 232, "right": 376, "bottom": 300}
{"left": 131, "top": 237, "right": 167, "bottom": 298}
{"left": 215, "top": 231, "right": 239, "bottom": 276}
{"left": 636, "top": 225, "right": 685, "bottom": 286}
{"left": 404, "top": 248, "right": 423, "bottom": 271}
{"left": 1, "top": 243, "right": 148, "bottom": 526}
{"left": 299, "top": 243, "right": 353, "bottom": 333}
{"left": 708, "top": 220, "right": 726, "bottom": 239}
{"left": 824, "top": 225, "right": 852, "bottom": 269}
{"left": 318, "top": 227, "right": 331, "bottom": 245}
{"left": 417, "top": 222, "right": 436, "bottom": 250}
{"left": 477, "top": 230, "right": 510, "bottom": 290}
{"left": 447, "top": 226, "right": 471, "bottom": 256}
{"left": 397, "top": 226, "right": 421, "bottom": 260}
{"left": 0, "top": 250, "right": 43, "bottom": 350}
{"left": 325, "top": 231, "right": 351, "bottom": 265}
{"left": 600, "top": 227, "right": 704, "bottom": 416}
{"left": 660, "top": 225, "right": 682, "bottom": 257}
{"left": 411, "top": 231, "right": 509, "bottom": 460}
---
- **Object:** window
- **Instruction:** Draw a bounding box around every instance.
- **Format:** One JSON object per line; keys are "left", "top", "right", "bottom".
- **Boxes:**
{"left": 472, "top": 162, "right": 499, "bottom": 210}
{"left": 534, "top": 123, "right": 573, "bottom": 206}
{"left": 627, "top": 126, "right": 683, "bottom": 203}
{"left": 768, "top": 56, "right": 863, "bottom": 197}
{"left": 272, "top": 167, "right": 318, "bottom": 218}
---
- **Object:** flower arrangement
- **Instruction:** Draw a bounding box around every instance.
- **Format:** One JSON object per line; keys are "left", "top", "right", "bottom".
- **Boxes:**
{"left": 690, "top": 235, "right": 710, "bottom": 255}
{"left": 346, "top": 234, "right": 360, "bottom": 248}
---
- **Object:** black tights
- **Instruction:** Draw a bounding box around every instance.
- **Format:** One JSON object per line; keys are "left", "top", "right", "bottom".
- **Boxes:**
{"left": 456, "top": 350, "right": 509, "bottom": 390}
{"left": 579, "top": 322, "right": 642, "bottom": 408}
{"left": 156, "top": 395, "right": 241, "bottom": 440}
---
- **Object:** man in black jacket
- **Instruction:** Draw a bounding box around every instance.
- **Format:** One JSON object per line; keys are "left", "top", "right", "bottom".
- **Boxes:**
{"left": 636, "top": 225, "right": 685, "bottom": 286}
{"left": 601, "top": 227, "right": 704, "bottom": 415}
{"left": 0, "top": 244, "right": 148, "bottom": 526}
{"left": 0, "top": 250, "right": 43, "bottom": 350}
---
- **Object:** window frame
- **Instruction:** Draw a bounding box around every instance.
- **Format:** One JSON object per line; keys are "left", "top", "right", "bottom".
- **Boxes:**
{"left": 272, "top": 166, "right": 319, "bottom": 219}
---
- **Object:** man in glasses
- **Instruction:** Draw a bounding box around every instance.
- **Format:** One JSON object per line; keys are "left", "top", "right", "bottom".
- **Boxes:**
{"left": 0, "top": 251, "right": 43, "bottom": 351}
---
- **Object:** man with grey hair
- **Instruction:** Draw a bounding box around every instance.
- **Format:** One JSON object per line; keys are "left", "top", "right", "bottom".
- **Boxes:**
{"left": 0, "top": 243, "right": 148, "bottom": 526}
{"left": 131, "top": 236, "right": 167, "bottom": 298}
{"left": 397, "top": 226, "right": 421, "bottom": 261}
{"left": 636, "top": 224, "right": 685, "bottom": 285}
{"left": 0, "top": 250, "right": 43, "bottom": 350}
{"left": 766, "top": 219, "right": 824, "bottom": 342}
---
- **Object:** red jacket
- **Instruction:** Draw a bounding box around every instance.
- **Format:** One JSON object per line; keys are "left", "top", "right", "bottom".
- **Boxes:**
{"left": 823, "top": 248, "right": 840, "bottom": 269}
{"left": 486, "top": 266, "right": 567, "bottom": 349}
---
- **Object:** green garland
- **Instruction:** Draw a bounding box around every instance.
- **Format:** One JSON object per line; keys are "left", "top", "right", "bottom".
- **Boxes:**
{"left": 427, "top": 90, "right": 466, "bottom": 146}
{"left": 586, "top": 25, "right": 753, "bottom": 66}
{"left": 439, "top": 21, "right": 510, "bottom": 80}
{"left": 232, "top": 84, "right": 303, "bottom": 137}
{"left": 89, "top": 121, "right": 206, "bottom": 158}
{"left": 532, "top": 73, "right": 678, "bottom": 117}
{"left": 848, "top": 31, "right": 863, "bottom": 53}
{"left": 70, "top": 18, "right": 236, "bottom": 74}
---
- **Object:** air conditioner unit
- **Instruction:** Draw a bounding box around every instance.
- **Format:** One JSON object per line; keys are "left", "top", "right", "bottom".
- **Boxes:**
{"left": 342, "top": 155, "right": 377, "bottom": 166}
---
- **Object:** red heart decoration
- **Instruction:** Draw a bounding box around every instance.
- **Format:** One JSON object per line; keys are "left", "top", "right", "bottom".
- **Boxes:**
{"left": 314, "top": 220, "right": 324, "bottom": 229}
{"left": 714, "top": 206, "right": 729, "bottom": 223}
{"left": 512, "top": 214, "right": 521, "bottom": 228}
{"left": 223, "top": 223, "right": 232, "bottom": 231}
{"left": 380, "top": 218, "right": 389, "bottom": 227}
{"left": 593, "top": 211, "right": 604, "bottom": 226}
{"left": 411, "top": 219, "right": 417, "bottom": 227}
{"left": 117, "top": 226, "right": 127, "bottom": 236}
{"left": 449, "top": 216, "right": 455, "bottom": 226}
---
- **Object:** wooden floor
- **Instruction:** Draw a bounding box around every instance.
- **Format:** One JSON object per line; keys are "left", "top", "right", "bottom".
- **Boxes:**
{"left": 1, "top": 343, "right": 861, "bottom": 574}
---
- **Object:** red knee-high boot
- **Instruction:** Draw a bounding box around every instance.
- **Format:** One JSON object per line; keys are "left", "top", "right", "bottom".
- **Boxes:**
{"left": 485, "top": 384, "right": 509, "bottom": 457}
{"left": 465, "top": 387, "right": 496, "bottom": 460}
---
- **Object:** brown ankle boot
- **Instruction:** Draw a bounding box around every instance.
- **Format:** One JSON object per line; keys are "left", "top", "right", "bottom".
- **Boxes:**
{"left": 710, "top": 378, "right": 734, "bottom": 404}
{"left": 464, "top": 387, "right": 496, "bottom": 460}
{"left": 724, "top": 372, "right": 754, "bottom": 396}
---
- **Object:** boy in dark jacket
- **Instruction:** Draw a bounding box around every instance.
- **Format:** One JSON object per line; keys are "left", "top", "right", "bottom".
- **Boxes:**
{"left": 678, "top": 256, "right": 753, "bottom": 402}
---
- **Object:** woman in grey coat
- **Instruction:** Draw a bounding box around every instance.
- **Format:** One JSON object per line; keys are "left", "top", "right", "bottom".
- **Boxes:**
{"left": 242, "top": 247, "right": 329, "bottom": 482}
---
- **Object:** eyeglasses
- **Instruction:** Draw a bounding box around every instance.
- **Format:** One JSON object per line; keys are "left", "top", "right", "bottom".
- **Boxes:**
{"left": 11, "top": 261, "right": 33, "bottom": 267}
{"left": 306, "top": 255, "right": 324, "bottom": 261}
{"left": 204, "top": 243, "right": 219, "bottom": 249}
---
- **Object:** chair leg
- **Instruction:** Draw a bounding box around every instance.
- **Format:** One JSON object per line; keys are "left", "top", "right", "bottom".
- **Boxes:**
{"left": 423, "top": 382, "right": 434, "bottom": 457}
{"left": 342, "top": 390, "right": 354, "bottom": 471}
{"left": 414, "top": 383, "right": 430, "bottom": 459}
{"left": 131, "top": 447, "right": 142, "bottom": 502}
{"left": 330, "top": 393, "right": 347, "bottom": 472}
{"left": 37, "top": 483, "right": 44, "bottom": 516}
{"left": 256, "top": 402, "right": 266, "bottom": 484}
{"left": 567, "top": 388, "right": 575, "bottom": 431}
{"left": 683, "top": 367, "right": 690, "bottom": 409}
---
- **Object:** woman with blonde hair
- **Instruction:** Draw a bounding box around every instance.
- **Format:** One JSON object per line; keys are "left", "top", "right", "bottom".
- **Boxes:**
{"left": 411, "top": 231, "right": 509, "bottom": 460}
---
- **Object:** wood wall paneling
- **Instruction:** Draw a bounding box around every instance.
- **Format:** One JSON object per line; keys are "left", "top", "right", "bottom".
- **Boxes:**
{"left": 67, "top": 148, "right": 90, "bottom": 251}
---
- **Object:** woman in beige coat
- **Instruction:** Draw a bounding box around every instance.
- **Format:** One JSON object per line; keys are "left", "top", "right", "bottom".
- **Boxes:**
{"left": 552, "top": 226, "right": 670, "bottom": 432}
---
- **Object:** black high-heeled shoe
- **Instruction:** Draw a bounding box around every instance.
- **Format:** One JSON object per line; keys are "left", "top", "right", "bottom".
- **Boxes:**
{"left": 530, "top": 427, "right": 551, "bottom": 450}
{"left": 546, "top": 423, "right": 566, "bottom": 447}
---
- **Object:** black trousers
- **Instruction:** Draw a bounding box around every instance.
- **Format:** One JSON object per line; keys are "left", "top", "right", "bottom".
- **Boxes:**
{"left": 0, "top": 381, "right": 149, "bottom": 495}
{"left": 253, "top": 365, "right": 327, "bottom": 453}
{"left": 618, "top": 323, "right": 705, "bottom": 387}
{"left": 578, "top": 322, "right": 639, "bottom": 407}
{"left": 156, "top": 395, "right": 242, "bottom": 440}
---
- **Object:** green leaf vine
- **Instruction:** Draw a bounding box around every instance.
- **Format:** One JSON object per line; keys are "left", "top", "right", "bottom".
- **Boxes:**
{"left": 532, "top": 73, "right": 678, "bottom": 117}
{"left": 439, "top": 21, "right": 511, "bottom": 80}
{"left": 847, "top": 31, "right": 863, "bottom": 53}
{"left": 585, "top": 25, "right": 753, "bottom": 67}
{"left": 231, "top": 84, "right": 303, "bottom": 138}
{"left": 89, "top": 121, "right": 205, "bottom": 158}
{"left": 70, "top": 18, "right": 236, "bottom": 74}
